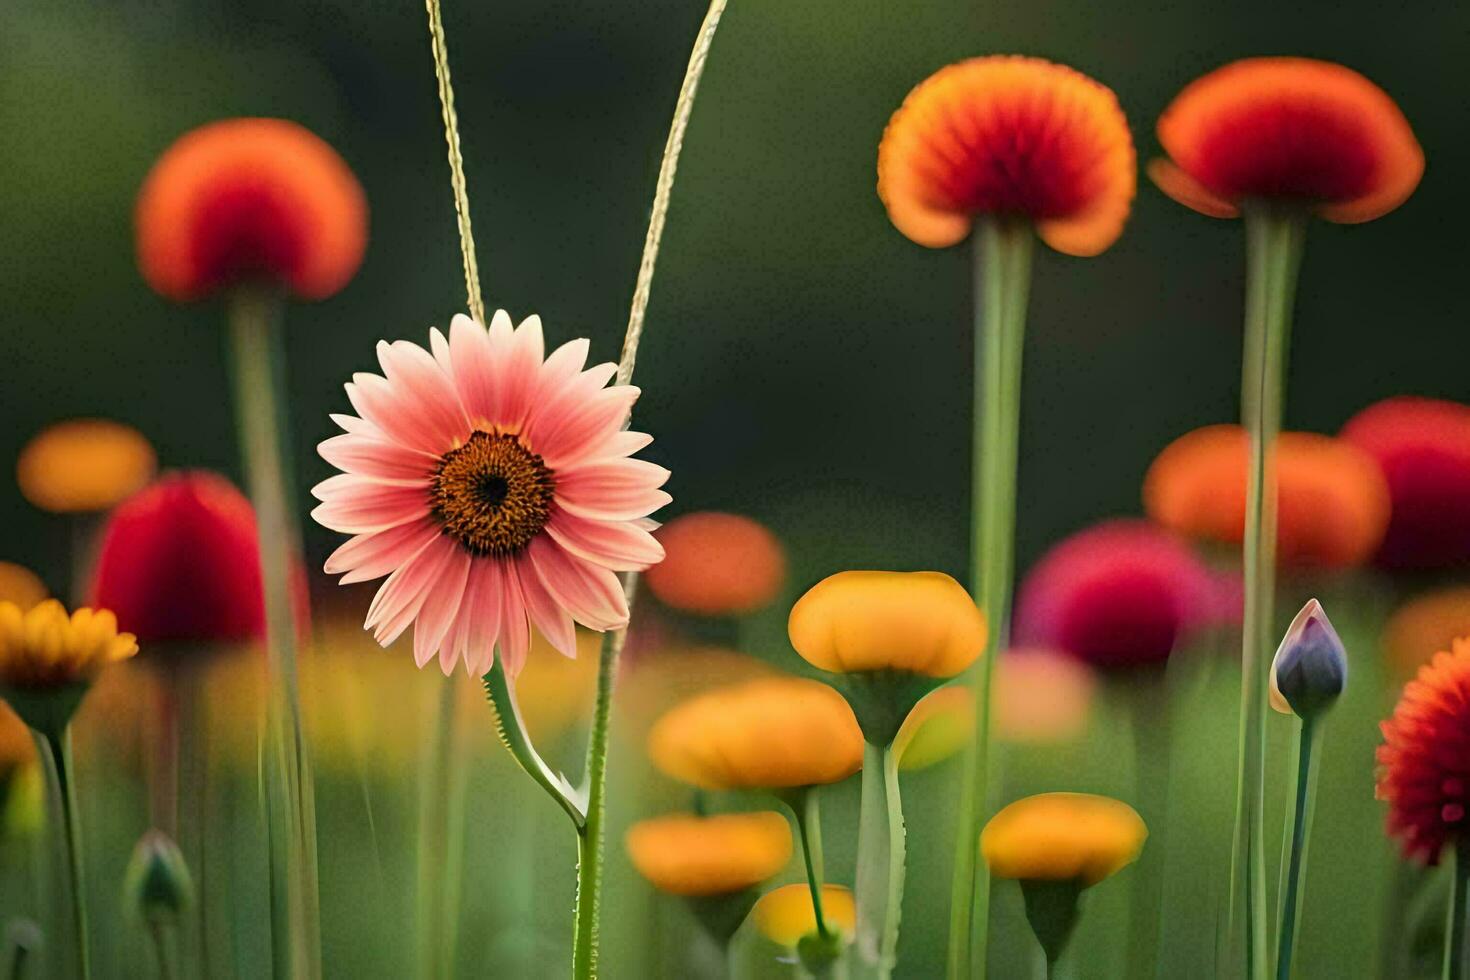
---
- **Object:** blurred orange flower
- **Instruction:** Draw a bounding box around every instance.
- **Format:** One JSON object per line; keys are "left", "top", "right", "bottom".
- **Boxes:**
{"left": 648, "top": 677, "right": 863, "bottom": 791}
{"left": 17, "top": 419, "right": 155, "bottom": 514}
{"left": 136, "top": 118, "right": 367, "bottom": 302}
{"left": 1382, "top": 587, "right": 1470, "bottom": 679}
{"left": 625, "top": 811, "right": 792, "bottom": 896}
{"left": 994, "top": 648, "right": 1096, "bottom": 745}
{"left": 1144, "top": 424, "right": 1390, "bottom": 568}
{"left": 644, "top": 512, "right": 786, "bottom": 616}
{"left": 878, "top": 56, "right": 1135, "bottom": 256}
{"left": 1377, "top": 639, "right": 1470, "bottom": 865}
{"left": 982, "top": 792, "right": 1147, "bottom": 886}
{"left": 1151, "top": 58, "right": 1422, "bottom": 222}
{"left": 617, "top": 644, "right": 778, "bottom": 738}
{"left": 0, "top": 564, "right": 48, "bottom": 611}
{"left": 750, "top": 883, "right": 856, "bottom": 948}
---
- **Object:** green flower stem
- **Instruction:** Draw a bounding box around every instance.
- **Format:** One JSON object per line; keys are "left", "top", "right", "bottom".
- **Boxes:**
{"left": 147, "top": 917, "right": 177, "bottom": 980}
{"left": 949, "top": 218, "right": 1034, "bottom": 980}
{"left": 35, "top": 729, "right": 88, "bottom": 979}
{"left": 1447, "top": 843, "right": 1469, "bottom": 980}
{"left": 1121, "top": 672, "right": 1170, "bottom": 980}
{"left": 483, "top": 661, "right": 586, "bottom": 828}
{"left": 227, "top": 284, "right": 321, "bottom": 980}
{"left": 1275, "top": 715, "right": 1321, "bottom": 980}
{"left": 783, "top": 788, "right": 832, "bottom": 940}
{"left": 415, "top": 681, "right": 470, "bottom": 979}
{"left": 1228, "top": 208, "right": 1305, "bottom": 980}
{"left": 854, "top": 742, "right": 908, "bottom": 979}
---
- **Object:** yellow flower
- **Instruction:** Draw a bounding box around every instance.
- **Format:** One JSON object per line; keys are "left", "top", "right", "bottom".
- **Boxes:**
{"left": 625, "top": 811, "right": 792, "bottom": 896}
{"left": 893, "top": 685, "right": 973, "bottom": 771}
{"left": 648, "top": 677, "right": 863, "bottom": 790}
{"left": 788, "top": 571, "right": 986, "bottom": 677}
{"left": 981, "top": 793, "right": 1146, "bottom": 886}
{"left": 750, "top": 883, "right": 856, "bottom": 947}
{"left": 0, "top": 563, "right": 48, "bottom": 611}
{"left": 17, "top": 419, "right": 156, "bottom": 514}
{"left": 0, "top": 600, "right": 138, "bottom": 689}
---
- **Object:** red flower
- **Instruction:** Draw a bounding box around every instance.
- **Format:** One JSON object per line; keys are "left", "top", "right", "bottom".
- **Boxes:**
{"left": 1013, "top": 520, "right": 1217, "bottom": 670}
{"left": 1151, "top": 58, "right": 1422, "bottom": 222}
{"left": 877, "top": 56, "right": 1136, "bottom": 256}
{"left": 644, "top": 512, "right": 786, "bottom": 616}
{"left": 90, "top": 471, "right": 304, "bottom": 644}
{"left": 136, "top": 118, "right": 367, "bottom": 302}
{"left": 1377, "top": 639, "right": 1470, "bottom": 865}
{"left": 1340, "top": 397, "right": 1470, "bottom": 570}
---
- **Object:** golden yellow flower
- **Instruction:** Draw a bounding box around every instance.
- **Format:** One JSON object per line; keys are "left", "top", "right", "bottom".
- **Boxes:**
{"left": 1382, "top": 587, "right": 1470, "bottom": 679}
{"left": 982, "top": 793, "right": 1146, "bottom": 886}
{"left": 648, "top": 677, "right": 863, "bottom": 790}
{"left": 17, "top": 419, "right": 156, "bottom": 514}
{"left": 750, "top": 883, "right": 856, "bottom": 947}
{"left": 0, "top": 563, "right": 48, "bottom": 611}
{"left": 893, "top": 685, "right": 973, "bottom": 771}
{"left": 625, "top": 811, "right": 792, "bottom": 896}
{"left": 0, "top": 600, "right": 138, "bottom": 688}
{"left": 788, "top": 571, "right": 986, "bottom": 677}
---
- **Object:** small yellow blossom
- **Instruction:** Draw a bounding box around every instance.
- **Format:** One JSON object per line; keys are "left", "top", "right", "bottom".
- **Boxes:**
{"left": 625, "top": 811, "right": 792, "bottom": 896}
{"left": 750, "top": 883, "right": 856, "bottom": 947}
{"left": 17, "top": 419, "right": 156, "bottom": 514}
{"left": 982, "top": 792, "right": 1146, "bottom": 887}
{"left": 0, "top": 600, "right": 138, "bottom": 688}
{"left": 788, "top": 570, "right": 986, "bottom": 677}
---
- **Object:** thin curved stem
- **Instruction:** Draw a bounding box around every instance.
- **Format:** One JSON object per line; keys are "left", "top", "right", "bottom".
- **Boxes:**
{"left": 425, "top": 0, "right": 484, "bottom": 324}
{"left": 949, "top": 219, "right": 1034, "bottom": 980}
{"left": 1275, "top": 716, "right": 1318, "bottom": 980}
{"left": 483, "top": 661, "right": 586, "bottom": 828}
{"left": 881, "top": 745, "right": 906, "bottom": 977}
{"left": 787, "top": 789, "right": 831, "bottom": 940}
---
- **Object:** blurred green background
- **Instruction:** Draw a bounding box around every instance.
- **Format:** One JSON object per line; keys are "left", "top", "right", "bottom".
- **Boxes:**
{"left": 1, "top": 1, "right": 1467, "bottom": 978}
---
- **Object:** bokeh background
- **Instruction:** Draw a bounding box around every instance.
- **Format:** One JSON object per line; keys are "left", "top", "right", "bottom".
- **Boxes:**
{"left": 2, "top": 1, "right": 1467, "bottom": 977}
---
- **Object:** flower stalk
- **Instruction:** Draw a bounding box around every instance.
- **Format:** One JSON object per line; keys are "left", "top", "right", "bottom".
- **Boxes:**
{"left": 1228, "top": 207, "right": 1305, "bottom": 980}
{"left": 854, "top": 741, "right": 907, "bottom": 979}
{"left": 949, "top": 218, "right": 1035, "bottom": 980}
{"left": 1275, "top": 714, "right": 1321, "bottom": 980}
{"left": 34, "top": 728, "right": 88, "bottom": 980}
{"left": 1448, "top": 843, "right": 1469, "bottom": 980}
{"left": 415, "top": 680, "right": 471, "bottom": 979}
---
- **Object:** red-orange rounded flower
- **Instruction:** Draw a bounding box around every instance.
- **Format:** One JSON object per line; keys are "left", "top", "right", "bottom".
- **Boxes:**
{"left": 1376, "top": 639, "right": 1470, "bottom": 865}
{"left": 136, "top": 118, "right": 367, "bottom": 302}
{"left": 877, "top": 56, "right": 1136, "bottom": 256}
{"left": 1144, "top": 425, "right": 1390, "bottom": 569}
{"left": 644, "top": 512, "right": 786, "bottom": 615}
{"left": 1151, "top": 58, "right": 1422, "bottom": 222}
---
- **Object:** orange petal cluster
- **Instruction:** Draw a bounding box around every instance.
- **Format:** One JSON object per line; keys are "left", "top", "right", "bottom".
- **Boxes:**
{"left": 1144, "top": 425, "right": 1390, "bottom": 568}
{"left": 1377, "top": 639, "right": 1470, "bottom": 865}
{"left": 136, "top": 118, "right": 367, "bottom": 302}
{"left": 1151, "top": 58, "right": 1422, "bottom": 222}
{"left": 624, "top": 811, "right": 792, "bottom": 896}
{"left": 644, "top": 512, "right": 786, "bottom": 615}
{"left": 878, "top": 56, "right": 1136, "bottom": 256}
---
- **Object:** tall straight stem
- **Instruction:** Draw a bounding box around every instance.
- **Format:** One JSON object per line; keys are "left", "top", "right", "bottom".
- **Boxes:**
{"left": 1227, "top": 208, "right": 1305, "bottom": 980}
{"left": 948, "top": 219, "right": 1034, "bottom": 980}
{"left": 854, "top": 742, "right": 907, "bottom": 979}
{"left": 36, "top": 730, "right": 88, "bottom": 980}
{"left": 1275, "top": 716, "right": 1319, "bottom": 980}
{"left": 416, "top": 680, "right": 468, "bottom": 979}
{"left": 1447, "top": 843, "right": 1469, "bottom": 980}
{"left": 226, "top": 286, "right": 320, "bottom": 979}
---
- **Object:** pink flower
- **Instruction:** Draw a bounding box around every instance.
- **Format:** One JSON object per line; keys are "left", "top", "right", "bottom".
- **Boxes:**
{"left": 312, "top": 312, "right": 670, "bottom": 677}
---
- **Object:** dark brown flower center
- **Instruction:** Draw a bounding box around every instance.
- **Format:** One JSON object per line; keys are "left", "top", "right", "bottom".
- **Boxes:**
{"left": 431, "top": 431, "right": 555, "bottom": 556}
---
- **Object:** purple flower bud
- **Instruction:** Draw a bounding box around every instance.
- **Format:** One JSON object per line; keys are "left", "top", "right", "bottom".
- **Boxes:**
{"left": 1269, "top": 599, "right": 1348, "bottom": 719}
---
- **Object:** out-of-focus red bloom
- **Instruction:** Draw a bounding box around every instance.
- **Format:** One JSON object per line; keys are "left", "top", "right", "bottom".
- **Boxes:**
{"left": 1150, "top": 58, "right": 1423, "bottom": 223}
{"left": 1340, "top": 397, "right": 1470, "bottom": 570}
{"left": 90, "top": 471, "right": 304, "bottom": 644}
{"left": 1013, "top": 520, "right": 1216, "bottom": 670}
{"left": 877, "top": 56, "right": 1136, "bottom": 256}
{"left": 644, "top": 512, "right": 786, "bottom": 616}
{"left": 1376, "top": 638, "right": 1470, "bottom": 865}
{"left": 136, "top": 118, "right": 367, "bottom": 302}
{"left": 1144, "top": 425, "right": 1391, "bottom": 569}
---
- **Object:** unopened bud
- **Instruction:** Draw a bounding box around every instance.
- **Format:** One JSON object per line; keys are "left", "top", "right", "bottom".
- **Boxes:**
{"left": 123, "top": 829, "right": 193, "bottom": 923}
{"left": 1269, "top": 599, "right": 1347, "bottom": 719}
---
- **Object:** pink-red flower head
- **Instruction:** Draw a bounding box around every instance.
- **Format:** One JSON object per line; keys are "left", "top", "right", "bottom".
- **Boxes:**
{"left": 644, "top": 512, "right": 786, "bottom": 615}
{"left": 313, "top": 312, "right": 669, "bottom": 677}
{"left": 91, "top": 471, "right": 303, "bottom": 644}
{"left": 1340, "top": 397, "right": 1470, "bottom": 570}
{"left": 1377, "top": 639, "right": 1470, "bottom": 865}
{"left": 1013, "top": 520, "right": 1217, "bottom": 670}
{"left": 136, "top": 118, "right": 367, "bottom": 302}
{"left": 878, "top": 56, "right": 1136, "bottom": 256}
{"left": 1151, "top": 58, "right": 1423, "bottom": 222}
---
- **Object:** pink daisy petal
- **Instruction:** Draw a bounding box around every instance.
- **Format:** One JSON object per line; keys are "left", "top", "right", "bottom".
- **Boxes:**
{"left": 448, "top": 314, "right": 503, "bottom": 427}
{"left": 537, "top": 338, "right": 592, "bottom": 398}
{"left": 527, "top": 536, "right": 629, "bottom": 631}
{"left": 600, "top": 430, "right": 655, "bottom": 460}
{"left": 517, "top": 552, "right": 578, "bottom": 659}
{"left": 498, "top": 562, "right": 533, "bottom": 676}
{"left": 410, "top": 549, "right": 470, "bottom": 675}
{"left": 454, "top": 558, "right": 505, "bottom": 676}
{"left": 311, "top": 477, "right": 429, "bottom": 534}
{"left": 375, "top": 340, "right": 471, "bottom": 453}
{"left": 546, "top": 510, "right": 665, "bottom": 570}
{"left": 318, "top": 432, "right": 438, "bottom": 482}
{"left": 530, "top": 384, "right": 641, "bottom": 469}
{"left": 496, "top": 316, "right": 547, "bottom": 431}
{"left": 365, "top": 537, "right": 458, "bottom": 648}
{"left": 555, "top": 457, "right": 672, "bottom": 522}
{"left": 324, "top": 519, "right": 440, "bottom": 584}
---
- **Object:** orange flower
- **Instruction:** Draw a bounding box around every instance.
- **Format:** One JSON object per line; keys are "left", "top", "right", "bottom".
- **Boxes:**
{"left": 644, "top": 512, "right": 786, "bottom": 615}
{"left": 1382, "top": 588, "right": 1470, "bottom": 679}
{"left": 1151, "top": 58, "right": 1422, "bottom": 223}
{"left": 136, "top": 118, "right": 367, "bottom": 302}
{"left": 750, "top": 883, "right": 856, "bottom": 948}
{"left": 648, "top": 677, "right": 863, "bottom": 791}
{"left": 1376, "top": 639, "right": 1470, "bottom": 864}
{"left": 0, "top": 564, "right": 48, "bottom": 611}
{"left": 981, "top": 792, "right": 1147, "bottom": 886}
{"left": 1144, "top": 424, "right": 1390, "bottom": 568}
{"left": 17, "top": 419, "right": 155, "bottom": 514}
{"left": 877, "top": 56, "right": 1136, "bottom": 256}
{"left": 625, "top": 811, "right": 792, "bottom": 896}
